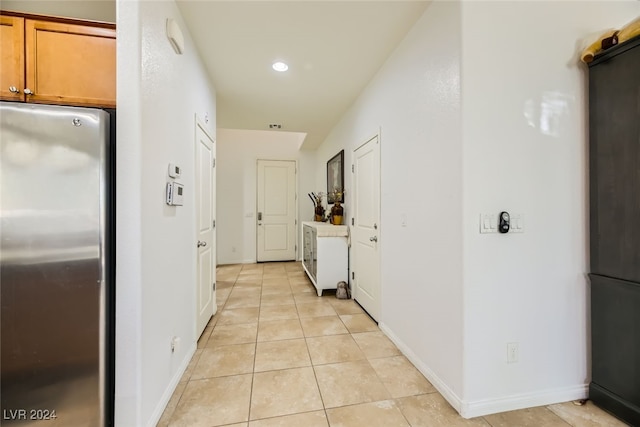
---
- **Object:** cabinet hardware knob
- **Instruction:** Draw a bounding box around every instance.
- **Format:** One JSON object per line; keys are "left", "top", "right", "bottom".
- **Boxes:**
{"left": 369, "top": 236, "right": 378, "bottom": 242}
{"left": 9, "top": 86, "right": 20, "bottom": 94}
{"left": 24, "top": 88, "right": 34, "bottom": 95}
{"left": 197, "top": 241, "right": 207, "bottom": 247}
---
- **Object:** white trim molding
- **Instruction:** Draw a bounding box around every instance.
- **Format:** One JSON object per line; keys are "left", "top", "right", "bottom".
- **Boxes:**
{"left": 378, "top": 323, "right": 588, "bottom": 419}
{"left": 146, "top": 343, "right": 196, "bottom": 427}
{"left": 460, "top": 384, "right": 588, "bottom": 419}
{"left": 378, "top": 323, "right": 463, "bottom": 413}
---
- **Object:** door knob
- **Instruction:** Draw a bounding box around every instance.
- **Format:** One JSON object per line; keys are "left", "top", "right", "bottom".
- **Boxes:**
{"left": 197, "top": 241, "right": 207, "bottom": 247}
{"left": 8, "top": 86, "right": 19, "bottom": 94}
{"left": 369, "top": 236, "right": 378, "bottom": 242}
{"left": 23, "top": 88, "right": 34, "bottom": 95}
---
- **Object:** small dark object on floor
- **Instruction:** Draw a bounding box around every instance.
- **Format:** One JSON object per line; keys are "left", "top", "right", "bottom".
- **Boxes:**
{"left": 572, "top": 399, "right": 588, "bottom": 406}
{"left": 336, "top": 281, "right": 350, "bottom": 299}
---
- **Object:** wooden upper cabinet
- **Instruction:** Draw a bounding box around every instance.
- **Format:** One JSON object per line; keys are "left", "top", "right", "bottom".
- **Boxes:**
{"left": 0, "top": 16, "right": 25, "bottom": 101}
{"left": 25, "top": 19, "right": 116, "bottom": 108}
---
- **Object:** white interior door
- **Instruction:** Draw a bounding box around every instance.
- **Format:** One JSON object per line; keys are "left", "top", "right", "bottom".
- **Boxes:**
{"left": 257, "top": 160, "right": 297, "bottom": 262}
{"left": 353, "top": 134, "right": 381, "bottom": 320}
{"left": 196, "top": 120, "right": 216, "bottom": 337}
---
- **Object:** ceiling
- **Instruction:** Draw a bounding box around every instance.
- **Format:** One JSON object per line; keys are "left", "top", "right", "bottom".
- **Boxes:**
{"left": 0, "top": 0, "right": 116, "bottom": 23}
{"left": 176, "top": 1, "right": 430, "bottom": 149}
{"left": 2, "top": 1, "right": 429, "bottom": 150}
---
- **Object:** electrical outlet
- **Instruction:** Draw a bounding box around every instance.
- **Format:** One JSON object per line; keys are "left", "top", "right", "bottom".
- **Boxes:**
{"left": 507, "top": 342, "right": 519, "bottom": 363}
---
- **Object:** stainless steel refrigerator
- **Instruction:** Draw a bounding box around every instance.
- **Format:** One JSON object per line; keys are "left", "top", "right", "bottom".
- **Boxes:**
{"left": 0, "top": 102, "right": 114, "bottom": 426}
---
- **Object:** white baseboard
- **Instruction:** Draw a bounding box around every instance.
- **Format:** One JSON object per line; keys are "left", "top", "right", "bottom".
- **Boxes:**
{"left": 218, "top": 258, "right": 256, "bottom": 266}
{"left": 146, "top": 343, "right": 197, "bottom": 427}
{"left": 460, "top": 384, "right": 588, "bottom": 419}
{"left": 378, "top": 323, "right": 589, "bottom": 419}
{"left": 378, "top": 323, "right": 464, "bottom": 413}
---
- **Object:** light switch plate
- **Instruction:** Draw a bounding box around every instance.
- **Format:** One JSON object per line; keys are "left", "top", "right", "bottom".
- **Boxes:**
{"left": 511, "top": 214, "right": 524, "bottom": 233}
{"left": 480, "top": 214, "right": 494, "bottom": 233}
{"left": 489, "top": 214, "right": 497, "bottom": 230}
{"left": 480, "top": 213, "right": 524, "bottom": 234}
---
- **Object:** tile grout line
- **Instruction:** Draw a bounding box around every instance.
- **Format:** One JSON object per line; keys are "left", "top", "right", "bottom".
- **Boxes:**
{"left": 165, "top": 271, "right": 235, "bottom": 425}
{"left": 301, "top": 289, "right": 332, "bottom": 426}
{"left": 246, "top": 273, "right": 260, "bottom": 424}
{"left": 188, "top": 264, "right": 334, "bottom": 425}
{"left": 185, "top": 265, "right": 621, "bottom": 426}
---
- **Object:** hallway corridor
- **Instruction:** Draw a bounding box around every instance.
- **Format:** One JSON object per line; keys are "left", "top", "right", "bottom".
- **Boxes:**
{"left": 158, "top": 262, "right": 625, "bottom": 427}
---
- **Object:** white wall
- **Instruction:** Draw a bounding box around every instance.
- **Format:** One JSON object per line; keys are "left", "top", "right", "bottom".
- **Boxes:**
{"left": 114, "top": 2, "right": 142, "bottom": 425}
{"left": 0, "top": 0, "right": 115, "bottom": 22}
{"left": 116, "top": 0, "right": 216, "bottom": 425}
{"left": 314, "top": 0, "right": 465, "bottom": 402}
{"left": 314, "top": 0, "right": 639, "bottom": 419}
{"left": 460, "top": 1, "right": 640, "bottom": 417}
{"left": 217, "top": 128, "right": 315, "bottom": 265}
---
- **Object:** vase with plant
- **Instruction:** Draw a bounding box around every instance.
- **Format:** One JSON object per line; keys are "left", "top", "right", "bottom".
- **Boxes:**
{"left": 308, "top": 192, "right": 326, "bottom": 221}
{"left": 329, "top": 189, "right": 344, "bottom": 225}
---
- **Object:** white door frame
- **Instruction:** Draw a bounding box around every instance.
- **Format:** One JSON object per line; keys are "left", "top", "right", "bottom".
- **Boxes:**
{"left": 195, "top": 115, "right": 216, "bottom": 339}
{"left": 351, "top": 131, "right": 381, "bottom": 320}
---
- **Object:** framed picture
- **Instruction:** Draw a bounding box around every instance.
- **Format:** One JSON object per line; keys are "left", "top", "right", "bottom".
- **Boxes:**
{"left": 327, "top": 150, "right": 344, "bottom": 204}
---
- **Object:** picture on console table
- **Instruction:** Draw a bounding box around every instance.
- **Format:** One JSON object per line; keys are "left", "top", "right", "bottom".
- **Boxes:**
{"left": 327, "top": 150, "right": 344, "bottom": 204}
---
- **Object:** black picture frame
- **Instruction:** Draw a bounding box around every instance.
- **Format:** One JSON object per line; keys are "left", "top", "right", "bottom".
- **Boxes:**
{"left": 327, "top": 150, "right": 344, "bottom": 204}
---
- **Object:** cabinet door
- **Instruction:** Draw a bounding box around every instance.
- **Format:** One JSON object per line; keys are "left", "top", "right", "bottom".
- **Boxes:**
{"left": 0, "top": 16, "right": 25, "bottom": 102}
{"left": 589, "top": 42, "right": 640, "bottom": 282}
{"left": 590, "top": 274, "right": 640, "bottom": 424}
{"left": 25, "top": 20, "right": 116, "bottom": 108}
{"left": 311, "top": 228, "right": 317, "bottom": 279}
{"left": 303, "top": 226, "right": 311, "bottom": 270}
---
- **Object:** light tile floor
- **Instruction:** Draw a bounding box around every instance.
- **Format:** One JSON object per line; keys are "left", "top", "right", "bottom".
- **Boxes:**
{"left": 158, "top": 262, "right": 628, "bottom": 427}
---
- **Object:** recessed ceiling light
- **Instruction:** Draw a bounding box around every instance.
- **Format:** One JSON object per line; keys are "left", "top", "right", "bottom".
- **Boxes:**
{"left": 272, "top": 62, "right": 288, "bottom": 72}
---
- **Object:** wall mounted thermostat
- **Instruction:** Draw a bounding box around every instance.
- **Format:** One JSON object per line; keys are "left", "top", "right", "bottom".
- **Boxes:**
{"left": 168, "top": 163, "right": 182, "bottom": 178}
{"left": 498, "top": 211, "right": 510, "bottom": 233}
{"left": 166, "top": 182, "right": 184, "bottom": 206}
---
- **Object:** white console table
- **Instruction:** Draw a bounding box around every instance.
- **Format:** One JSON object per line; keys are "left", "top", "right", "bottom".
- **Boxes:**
{"left": 301, "top": 221, "right": 348, "bottom": 296}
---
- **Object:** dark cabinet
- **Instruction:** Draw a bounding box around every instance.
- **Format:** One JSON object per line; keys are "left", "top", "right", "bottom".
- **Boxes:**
{"left": 588, "top": 35, "right": 640, "bottom": 426}
{"left": 590, "top": 275, "right": 640, "bottom": 422}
